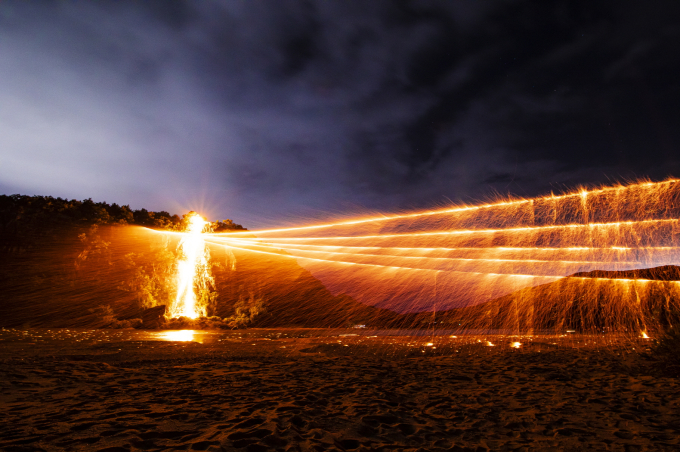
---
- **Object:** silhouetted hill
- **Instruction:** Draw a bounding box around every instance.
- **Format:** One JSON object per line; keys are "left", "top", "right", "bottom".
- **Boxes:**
{"left": 571, "top": 265, "right": 680, "bottom": 281}
{"left": 208, "top": 246, "right": 404, "bottom": 328}
{"left": 0, "top": 194, "right": 246, "bottom": 254}
{"left": 417, "top": 265, "right": 680, "bottom": 333}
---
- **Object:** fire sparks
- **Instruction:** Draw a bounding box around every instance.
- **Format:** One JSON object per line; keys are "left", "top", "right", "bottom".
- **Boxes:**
{"left": 167, "top": 212, "right": 211, "bottom": 320}
{"left": 201, "top": 178, "right": 680, "bottom": 334}
{"left": 216, "top": 178, "right": 680, "bottom": 236}
{"left": 138, "top": 179, "right": 680, "bottom": 335}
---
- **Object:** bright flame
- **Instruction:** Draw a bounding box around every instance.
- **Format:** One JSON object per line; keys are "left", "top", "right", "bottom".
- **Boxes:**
{"left": 187, "top": 214, "right": 208, "bottom": 234}
{"left": 168, "top": 212, "right": 210, "bottom": 319}
{"left": 511, "top": 341, "right": 521, "bottom": 348}
{"left": 641, "top": 331, "right": 649, "bottom": 339}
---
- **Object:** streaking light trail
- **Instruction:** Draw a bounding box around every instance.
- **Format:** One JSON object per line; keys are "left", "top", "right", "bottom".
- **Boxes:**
{"left": 145, "top": 179, "right": 680, "bottom": 334}
{"left": 216, "top": 179, "right": 680, "bottom": 236}
{"left": 199, "top": 179, "right": 680, "bottom": 333}
{"left": 167, "top": 213, "right": 210, "bottom": 319}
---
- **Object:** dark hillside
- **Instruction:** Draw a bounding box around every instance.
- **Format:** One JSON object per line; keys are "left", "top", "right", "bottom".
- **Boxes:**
{"left": 421, "top": 265, "right": 680, "bottom": 333}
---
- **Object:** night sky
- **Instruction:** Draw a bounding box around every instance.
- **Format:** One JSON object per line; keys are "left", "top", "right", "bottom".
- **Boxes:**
{"left": 2, "top": 1, "right": 680, "bottom": 227}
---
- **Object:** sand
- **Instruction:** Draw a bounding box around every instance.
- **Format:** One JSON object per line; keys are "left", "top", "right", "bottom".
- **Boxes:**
{"left": 1, "top": 328, "right": 678, "bottom": 452}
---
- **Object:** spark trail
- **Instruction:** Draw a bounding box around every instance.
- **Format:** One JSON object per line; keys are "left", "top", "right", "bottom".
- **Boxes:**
{"left": 167, "top": 213, "right": 212, "bottom": 319}
{"left": 206, "top": 179, "right": 680, "bottom": 333}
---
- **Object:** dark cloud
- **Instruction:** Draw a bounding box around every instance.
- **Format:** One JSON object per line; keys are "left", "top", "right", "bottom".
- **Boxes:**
{"left": 1, "top": 0, "right": 679, "bottom": 226}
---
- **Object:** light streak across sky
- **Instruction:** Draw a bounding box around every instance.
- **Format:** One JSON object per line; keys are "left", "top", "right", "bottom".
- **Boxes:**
{"left": 215, "top": 179, "right": 680, "bottom": 237}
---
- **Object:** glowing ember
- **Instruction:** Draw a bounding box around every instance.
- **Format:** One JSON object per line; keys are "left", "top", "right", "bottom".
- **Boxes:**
{"left": 511, "top": 342, "right": 521, "bottom": 348}
{"left": 641, "top": 331, "right": 650, "bottom": 339}
{"left": 486, "top": 341, "right": 495, "bottom": 347}
{"left": 168, "top": 212, "right": 210, "bottom": 319}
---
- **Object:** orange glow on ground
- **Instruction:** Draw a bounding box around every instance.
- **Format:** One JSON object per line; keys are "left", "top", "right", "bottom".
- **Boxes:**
{"left": 160, "top": 330, "right": 196, "bottom": 342}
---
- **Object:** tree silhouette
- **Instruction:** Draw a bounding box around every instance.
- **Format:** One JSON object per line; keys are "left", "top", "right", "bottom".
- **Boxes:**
{"left": 0, "top": 194, "right": 246, "bottom": 253}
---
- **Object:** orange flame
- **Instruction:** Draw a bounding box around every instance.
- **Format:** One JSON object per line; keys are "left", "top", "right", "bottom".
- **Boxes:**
{"left": 168, "top": 213, "right": 210, "bottom": 319}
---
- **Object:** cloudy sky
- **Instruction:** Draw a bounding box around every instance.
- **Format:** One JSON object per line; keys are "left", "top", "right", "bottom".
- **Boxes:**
{"left": 1, "top": 1, "right": 679, "bottom": 227}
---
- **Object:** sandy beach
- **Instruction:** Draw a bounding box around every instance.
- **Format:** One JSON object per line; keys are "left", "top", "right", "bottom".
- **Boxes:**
{"left": 1, "top": 328, "right": 678, "bottom": 452}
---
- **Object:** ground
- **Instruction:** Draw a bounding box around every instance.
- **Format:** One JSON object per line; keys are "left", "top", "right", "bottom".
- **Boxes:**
{"left": 0, "top": 329, "right": 678, "bottom": 452}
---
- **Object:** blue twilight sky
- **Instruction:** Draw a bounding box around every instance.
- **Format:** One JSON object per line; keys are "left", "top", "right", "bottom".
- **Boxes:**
{"left": 2, "top": 1, "right": 680, "bottom": 228}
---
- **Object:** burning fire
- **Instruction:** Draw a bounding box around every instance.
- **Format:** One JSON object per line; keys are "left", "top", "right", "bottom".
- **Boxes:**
{"left": 167, "top": 212, "right": 211, "bottom": 319}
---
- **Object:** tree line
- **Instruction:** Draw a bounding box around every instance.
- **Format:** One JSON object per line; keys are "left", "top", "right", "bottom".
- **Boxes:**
{"left": 0, "top": 194, "right": 246, "bottom": 253}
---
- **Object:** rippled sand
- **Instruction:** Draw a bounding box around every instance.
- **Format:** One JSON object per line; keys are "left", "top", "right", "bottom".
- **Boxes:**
{"left": 1, "top": 329, "right": 678, "bottom": 451}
